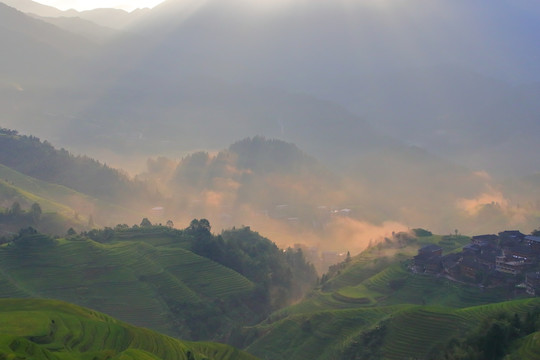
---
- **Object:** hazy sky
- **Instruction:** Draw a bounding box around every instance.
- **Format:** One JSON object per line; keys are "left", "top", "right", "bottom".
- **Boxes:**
{"left": 33, "top": 0, "right": 166, "bottom": 11}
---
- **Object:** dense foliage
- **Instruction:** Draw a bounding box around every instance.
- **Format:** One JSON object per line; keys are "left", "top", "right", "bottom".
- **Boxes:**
{"left": 339, "top": 322, "right": 388, "bottom": 360}
{"left": 438, "top": 308, "right": 540, "bottom": 360}
{"left": 187, "top": 220, "right": 318, "bottom": 311}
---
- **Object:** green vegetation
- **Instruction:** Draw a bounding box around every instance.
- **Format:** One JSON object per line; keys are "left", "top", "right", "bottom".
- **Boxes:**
{"left": 243, "top": 297, "right": 540, "bottom": 360}
{"left": 239, "top": 232, "right": 540, "bottom": 359}
{"left": 439, "top": 305, "right": 540, "bottom": 360}
{"left": 0, "top": 221, "right": 316, "bottom": 343}
{"left": 0, "top": 298, "right": 259, "bottom": 360}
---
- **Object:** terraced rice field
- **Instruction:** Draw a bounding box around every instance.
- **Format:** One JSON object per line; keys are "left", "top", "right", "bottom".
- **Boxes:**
{"left": 362, "top": 264, "right": 410, "bottom": 295}
{"left": 455, "top": 298, "right": 540, "bottom": 323}
{"left": 515, "top": 332, "right": 540, "bottom": 360}
{"left": 0, "top": 298, "right": 258, "bottom": 360}
{"left": 382, "top": 306, "right": 467, "bottom": 359}
{"left": 0, "top": 236, "right": 254, "bottom": 336}
{"left": 248, "top": 307, "right": 396, "bottom": 360}
{"left": 249, "top": 237, "right": 539, "bottom": 360}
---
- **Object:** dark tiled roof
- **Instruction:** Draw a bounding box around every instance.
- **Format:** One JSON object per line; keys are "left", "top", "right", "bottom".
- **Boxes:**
{"left": 472, "top": 234, "right": 498, "bottom": 242}
{"left": 463, "top": 244, "right": 481, "bottom": 252}
{"left": 509, "top": 244, "right": 534, "bottom": 255}
{"left": 419, "top": 244, "right": 442, "bottom": 253}
{"left": 499, "top": 230, "right": 525, "bottom": 239}
{"left": 525, "top": 236, "right": 540, "bottom": 243}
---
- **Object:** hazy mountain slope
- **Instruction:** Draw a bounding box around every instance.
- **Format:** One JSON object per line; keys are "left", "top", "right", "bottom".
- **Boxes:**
{"left": 0, "top": 3, "right": 95, "bottom": 80}
{"left": 56, "top": 74, "right": 387, "bottom": 170}
{"left": 0, "top": 0, "right": 74, "bottom": 17}
{"left": 76, "top": 8, "right": 150, "bottom": 29}
{"left": 31, "top": 15, "right": 120, "bottom": 43}
{"left": 345, "top": 69, "right": 540, "bottom": 175}
{"left": 0, "top": 163, "right": 136, "bottom": 233}
{"left": 0, "top": 298, "right": 259, "bottom": 360}
{"left": 0, "top": 0, "right": 149, "bottom": 29}
{"left": 2, "top": 0, "right": 539, "bottom": 176}
{"left": 149, "top": 137, "right": 539, "bottom": 241}
{"left": 114, "top": 0, "right": 540, "bottom": 175}
{"left": 0, "top": 129, "right": 168, "bottom": 229}
{"left": 0, "top": 129, "right": 154, "bottom": 205}
{"left": 0, "top": 3, "right": 103, "bottom": 140}
{"left": 134, "top": 0, "right": 540, "bottom": 84}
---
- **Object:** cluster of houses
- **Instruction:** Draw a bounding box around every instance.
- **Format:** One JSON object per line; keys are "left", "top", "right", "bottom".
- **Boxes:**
{"left": 412, "top": 231, "right": 540, "bottom": 296}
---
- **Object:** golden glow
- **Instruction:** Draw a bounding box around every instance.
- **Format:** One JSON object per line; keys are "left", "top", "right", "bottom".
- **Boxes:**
{"left": 32, "top": 0, "right": 166, "bottom": 12}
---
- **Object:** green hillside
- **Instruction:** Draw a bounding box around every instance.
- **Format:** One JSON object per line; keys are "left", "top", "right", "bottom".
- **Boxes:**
{"left": 0, "top": 298, "right": 259, "bottom": 360}
{"left": 0, "top": 231, "right": 255, "bottom": 340}
{"left": 0, "top": 223, "right": 316, "bottom": 343}
{"left": 0, "top": 162, "right": 144, "bottom": 231}
{"left": 0, "top": 129, "right": 149, "bottom": 202}
{"left": 243, "top": 296, "right": 540, "bottom": 360}
{"left": 239, "top": 232, "right": 540, "bottom": 359}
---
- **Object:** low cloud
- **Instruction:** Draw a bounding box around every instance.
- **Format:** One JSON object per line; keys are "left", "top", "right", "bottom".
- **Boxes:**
{"left": 323, "top": 217, "right": 409, "bottom": 255}
{"left": 456, "top": 186, "right": 509, "bottom": 216}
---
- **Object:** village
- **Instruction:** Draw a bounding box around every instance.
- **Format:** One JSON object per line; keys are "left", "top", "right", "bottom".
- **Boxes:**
{"left": 412, "top": 230, "right": 540, "bottom": 296}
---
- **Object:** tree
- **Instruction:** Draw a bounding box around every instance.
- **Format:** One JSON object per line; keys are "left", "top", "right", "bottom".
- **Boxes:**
{"left": 166, "top": 220, "right": 174, "bottom": 228}
{"left": 30, "top": 203, "right": 42, "bottom": 224}
{"left": 140, "top": 218, "right": 152, "bottom": 227}
{"left": 199, "top": 218, "right": 211, "bottom": 232}
{"left": 188, "top": 218, "right": 211, "bottom": 233}
{"left": 9, "top": 201, "right": 21, "bottom": 216}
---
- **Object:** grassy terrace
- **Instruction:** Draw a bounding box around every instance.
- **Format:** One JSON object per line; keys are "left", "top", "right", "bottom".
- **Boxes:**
{"left": 0, "top": 235, "right": 254, "bottom": 336}
{"left": 247, "top": 306, "right": 398, "bottom": 360}
{"left": 0, "top": 163, "right": 131, "bottom": 223}
{"left": 382, "top": 306, "right": 467, "bottom": 359}
{"left": 244, "top": 233, "right": 540, "bottom": 359}
{"left": 250, "top": 298, "right": 540, "bottom": 360}
{"left": 0, "top": 298, "right": 259, "bottom": 360}
{"left": 516, "top": 332, "right": 540, "bottom": 360}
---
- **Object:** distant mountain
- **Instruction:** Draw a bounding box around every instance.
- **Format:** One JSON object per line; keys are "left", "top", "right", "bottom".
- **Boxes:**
{"left": 76, "top": 7, "right": 150, "bottom": 29}
{"left": 0, "top": 0, "right": 73, "bottom": 17}
{"left": 118, "top": 0, "right": 540, "bottom": 175}
{"left": 2, "top": 0, "right": 539, "bottom": 177}
{"left": 31, "top": 14, "right": 120, "bottom": 43}
{"left": 55, "top": 75, "right": 388, "bottom": 170}
{"left": 0, "top": 0, "right": 149, "bottom": 29}
{"left": 0, "top": 2, "right": 96, "bottom": 81}
{"left": 147, "top": 137, "right": 538, "bottom": 240}
{"left": 343, "top": 68, "right": 540, "bottom": 175}
{"left": 132, "top": 0, "right": 540, "bottom": 84}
